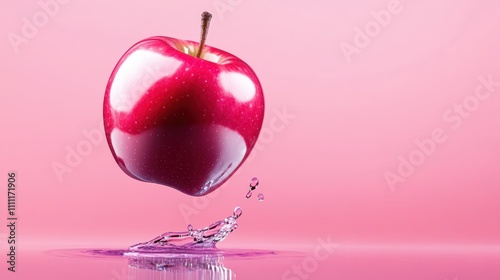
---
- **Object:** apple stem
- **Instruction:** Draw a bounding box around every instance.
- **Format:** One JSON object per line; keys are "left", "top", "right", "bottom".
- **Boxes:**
{"left": 196, "top": 11, "right": 212, "bottom": 58}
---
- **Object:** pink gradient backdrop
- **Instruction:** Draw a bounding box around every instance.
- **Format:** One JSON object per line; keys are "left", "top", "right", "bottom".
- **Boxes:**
{"left": 1, "top": 0, "right": 500, "bottom": 278}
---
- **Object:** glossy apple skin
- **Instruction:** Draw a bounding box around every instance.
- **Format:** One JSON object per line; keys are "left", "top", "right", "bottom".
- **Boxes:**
{"left": 103, "top": 36, "right": 264, "bottom": 196}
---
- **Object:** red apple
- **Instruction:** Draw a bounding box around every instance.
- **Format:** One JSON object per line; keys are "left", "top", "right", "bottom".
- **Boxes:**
{"left": 103, "top": 12, "right": 264, "bottom": 196}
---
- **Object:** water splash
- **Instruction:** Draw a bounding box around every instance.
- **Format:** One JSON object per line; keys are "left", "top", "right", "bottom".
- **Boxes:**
{"left": 129, "top": 207, "right": 242, "bottom": 252}
{"left": 129, "top": 177, "right": 264, "bottom": 253}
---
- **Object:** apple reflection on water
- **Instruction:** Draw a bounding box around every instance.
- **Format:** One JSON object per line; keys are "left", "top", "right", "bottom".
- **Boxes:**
{"left": 128, "top": 254, "right": 235, "bottom": 280}
{"left": 103, "top": 36, "right": 265, "bottom": 196}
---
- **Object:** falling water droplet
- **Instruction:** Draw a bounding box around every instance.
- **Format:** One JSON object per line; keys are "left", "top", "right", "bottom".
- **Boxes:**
{"left": 257, "top": 193, "right": 264, "bottom": 201}
{"left": 250, "top": 177, "right": 259, "bottom": 189}
{"left": 233, "top": 207, "right": 243, "bottom": 218}
{"left": 246, "top": 190, "right": 253, "bottom": 199}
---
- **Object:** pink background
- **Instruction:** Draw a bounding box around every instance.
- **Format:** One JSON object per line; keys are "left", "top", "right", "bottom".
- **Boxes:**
{"left": 1, "top": 0, "right": 500, "bottom": 279}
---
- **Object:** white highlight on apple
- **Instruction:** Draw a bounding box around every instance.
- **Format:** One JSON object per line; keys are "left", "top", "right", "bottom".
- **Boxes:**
{"left": 183, "top": 45, "right": 195, "bottom": 54}
{"left": 206, "top": 125, "right": 247, "bottom": 190}
{"left": 180, "top": 44, "right": 221, "bottom": 63}
{"left": 109, "top": 50, "right": 182, "bottom": 113}
{"left": 179, "top": 106, "right": 297, "bottom": 224}
{"left": 202, "top": 52, "right": 221, "bottom": 64}
{"left": 219, "top": 72, "right": 256, "bottom": 102}
{"left": 110, "top": 124, "right": 246, "bottom": 189}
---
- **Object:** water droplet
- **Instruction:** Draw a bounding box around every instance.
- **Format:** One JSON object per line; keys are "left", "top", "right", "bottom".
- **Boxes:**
{"left": 250, "top": 177, "right": 259, "bottom": 189}
{"left": 233, "top": 207, "right": 242, "bottom": 218}
{"left": 187, "top": 224, "right": 193, "bottom": 231}
{"left": 245, "top": 190, "right": 253, "bottom": 199}
{"left": 257, "top": 193, "right": 264, "bottom": 201}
